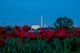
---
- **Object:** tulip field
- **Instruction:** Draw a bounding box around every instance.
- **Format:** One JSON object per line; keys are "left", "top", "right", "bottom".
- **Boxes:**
{"left": 0, "top": 17, "right": 80, "bottom": 53}
{"left": 0, "top": 25, "right": 80, "bottom": 53}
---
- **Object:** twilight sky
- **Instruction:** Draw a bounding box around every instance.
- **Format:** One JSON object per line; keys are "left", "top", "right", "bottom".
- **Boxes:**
{"left": 0, "top": 0, "right": 80, "bottom": 26}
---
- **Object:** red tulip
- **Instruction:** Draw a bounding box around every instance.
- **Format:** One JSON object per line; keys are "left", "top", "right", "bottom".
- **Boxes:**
{"left": 47, "top": 30, "right": 56, "bottom": 38}
{"left": 56, "top": 27, "right": 71, "bottom": 39}
{"left": 17, "top": 30, "right": 25, "bottom": 38}
{"left": 40, "top": 28, "right": 46, "bottom": 34}
{"left": 0, "top": 39, "right": 5, "bottom": 46}
{"left": 72, "top": 28, "right": 80, "bottom": 37}
{"left": 39, "top": 28, "right": 47, "bottom": 39}
{"left": 21, "top": 32, "right": 29, "bottom": 38}
{"left": 0, "top": 27, "right": 6, "bottom": 35}
{"left": 39, "top": 33, "right": 47, "bottom": 39}
{"left": 28, "top": 32, "right": 37, "bottom": 39}
{"left": 15, "top": 25, "right": 21, "bottom": 32}
{"left": 46, "top": 30, "right": 56, "bottom": 41}
{"left": 12, "top": 30, "right": 20, "bottom": 37}
{"left": 4, "top": 32, "right": 12, "bottom": 39}
{"left": 47, "top": 38, "right": 52, "bottom": 42}
{"left": 23, "top": 25, "right": 30, "bottom": 32}
{"left": 10, "top": 31, "right": 18, "bottom": 37}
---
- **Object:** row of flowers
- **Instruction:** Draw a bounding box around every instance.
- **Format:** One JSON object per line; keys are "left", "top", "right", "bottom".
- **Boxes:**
{"left": 0, "top": 25, "right": 80, "bottom": 46}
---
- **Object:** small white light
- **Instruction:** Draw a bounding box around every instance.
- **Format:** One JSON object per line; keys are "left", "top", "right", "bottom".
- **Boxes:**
{"left": 31, "top": 25, "right": 40, "bottom": 30}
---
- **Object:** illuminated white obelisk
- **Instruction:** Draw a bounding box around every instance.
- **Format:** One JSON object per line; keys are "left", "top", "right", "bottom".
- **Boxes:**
{"left": 41, "top": 16, "right": 43, "bottom": 27}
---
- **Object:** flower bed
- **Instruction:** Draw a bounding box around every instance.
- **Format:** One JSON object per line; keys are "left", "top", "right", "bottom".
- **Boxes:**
{"left": 0, "top": 25, "right": 80, "bottom": 53}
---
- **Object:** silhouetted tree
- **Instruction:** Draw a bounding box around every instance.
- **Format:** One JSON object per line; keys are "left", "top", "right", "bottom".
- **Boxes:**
{"left": 54, "top": 17, "right": 74, "bottom": 29}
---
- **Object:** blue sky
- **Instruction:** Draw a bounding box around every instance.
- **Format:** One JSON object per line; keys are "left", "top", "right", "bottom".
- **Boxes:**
{"left": 0, "top": 0, "right": 80, "bottom": 26}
